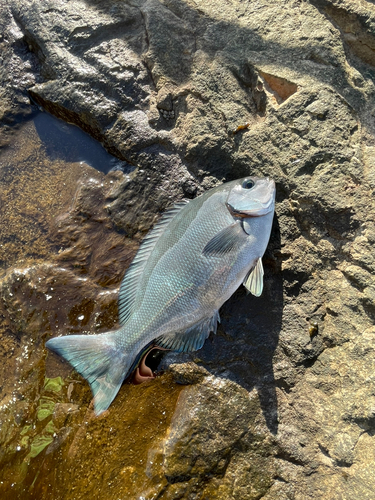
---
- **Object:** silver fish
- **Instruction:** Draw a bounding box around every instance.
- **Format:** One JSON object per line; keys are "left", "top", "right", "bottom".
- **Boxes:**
{"left": 46, "top": 176, "right": 276, "bottom": 414}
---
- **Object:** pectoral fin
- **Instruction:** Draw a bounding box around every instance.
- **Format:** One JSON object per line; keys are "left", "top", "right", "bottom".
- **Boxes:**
{"left": 203, "top": 223, "right": 246, "bottom": 255}
{"left": 243, "top": 258, "right": 264, "bottom": 297}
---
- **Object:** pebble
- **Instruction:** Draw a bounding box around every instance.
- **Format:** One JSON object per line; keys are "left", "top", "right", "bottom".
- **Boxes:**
{"left": 160, "top": 109, "right": 175, "bottom": 120}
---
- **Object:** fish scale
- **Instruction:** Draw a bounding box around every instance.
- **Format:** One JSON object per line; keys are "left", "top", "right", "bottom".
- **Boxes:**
{"left": 46, "top": 176, "right": 276, "bottom": 414}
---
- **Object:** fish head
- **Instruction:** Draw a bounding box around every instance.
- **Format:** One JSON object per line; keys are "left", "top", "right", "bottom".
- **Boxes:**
{"left": 226, "top": 177, "right": 276, "bottom": 217}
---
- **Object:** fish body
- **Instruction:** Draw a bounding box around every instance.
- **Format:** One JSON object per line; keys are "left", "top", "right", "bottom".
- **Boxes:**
{"left": 47, "top": 177, "right": 276, "bottom": 414}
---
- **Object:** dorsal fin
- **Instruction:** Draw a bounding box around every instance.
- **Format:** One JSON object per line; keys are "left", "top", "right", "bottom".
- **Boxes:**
{"left": 118, "top": 200, "right": 189, "bottom": 325}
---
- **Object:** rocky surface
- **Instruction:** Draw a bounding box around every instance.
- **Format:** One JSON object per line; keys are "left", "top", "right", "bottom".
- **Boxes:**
{"left": 1, "top": 0, "right": 375, "bottom": 498}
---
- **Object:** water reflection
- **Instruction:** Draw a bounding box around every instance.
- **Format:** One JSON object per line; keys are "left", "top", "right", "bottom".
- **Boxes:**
{"left": 33, "top": 111, "right": 132, "bottom": 174}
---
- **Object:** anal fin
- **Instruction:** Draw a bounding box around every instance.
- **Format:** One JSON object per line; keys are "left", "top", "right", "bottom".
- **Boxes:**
{"left": 244, "top": 258, "right": 264, "bottom": 297}
{"left": 156, "top": 311, "right": 220, "bottom": 353}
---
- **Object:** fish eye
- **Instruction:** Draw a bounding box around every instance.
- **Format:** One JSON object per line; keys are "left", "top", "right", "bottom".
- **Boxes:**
{"left": 242, "top": 179, "right": 255, "bottom": 189}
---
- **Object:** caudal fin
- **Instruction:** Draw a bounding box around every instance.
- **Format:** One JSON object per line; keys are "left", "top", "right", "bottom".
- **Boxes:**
{"left": 46, "top": 332, "right": 132, "bottom": 415}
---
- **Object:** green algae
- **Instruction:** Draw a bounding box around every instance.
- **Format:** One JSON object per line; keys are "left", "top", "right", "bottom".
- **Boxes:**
{"left": 20, "top": 426, "right": 32, "bottom": 449}
{"left": 43, "top": 376, "right": 64, "bottom": 393}
{"left": 20, "top": 425, "right": 32, "bottom": 436}
{"left": 27, "top": 434, "right": 54, "bottom": 459}
{"left": 0, "top": 369, "right": 182, "bottom": 499}
{"left": 26, "top": 412, "right": 56, "bottom": 460}
{"left": 36, "top": 409, "right": 53, "bottom": 421}
{"left": 1, "top": 378, "right": 61, "bottom": 487}
{"left": 36, "top": 397, "right": 55, "bottom": 421}
{"left": 29, "top": 374, "right": 182, "bottom": 499}
{"left": 20, "top": 434, "right": 30, "bottom": 448}
{"left": 44, "top": 420, "right": 55, "bottom": 435}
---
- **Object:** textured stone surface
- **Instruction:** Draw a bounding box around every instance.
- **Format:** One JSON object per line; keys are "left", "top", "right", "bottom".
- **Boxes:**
{"left": 0, "top": 1, "right": 43, "bottom": 148}
{"left": 1, "top": 0, "right": 375, "bottom": 498}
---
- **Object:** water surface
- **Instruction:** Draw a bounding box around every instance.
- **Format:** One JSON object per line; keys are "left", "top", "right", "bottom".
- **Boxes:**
{"left": 0, "top": 112, "right": 181, "bottom": 499}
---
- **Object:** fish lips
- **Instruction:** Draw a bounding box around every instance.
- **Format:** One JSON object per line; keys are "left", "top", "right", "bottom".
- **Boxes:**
{"left": 226, "top": 202, "right": 274, "bottom": 217}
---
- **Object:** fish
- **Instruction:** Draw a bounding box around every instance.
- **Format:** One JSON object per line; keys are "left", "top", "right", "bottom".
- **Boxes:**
{"left": 46, "top": 176, "right": 276, "bottom": 415}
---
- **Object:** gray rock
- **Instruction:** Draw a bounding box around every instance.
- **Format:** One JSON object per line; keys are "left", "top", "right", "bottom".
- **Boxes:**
{"left": 0, "top": 0, "right": 41, "bottom": 147}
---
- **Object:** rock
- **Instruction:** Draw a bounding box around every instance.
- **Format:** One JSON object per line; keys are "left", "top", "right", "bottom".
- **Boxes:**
{"left": 163, "top": 377, "right": 275, "bottom": 499}
{"left": 156, "top": 86, "right": 174, "bottom": 111}
{"left": 168, "top": 362, "right": 210, "bottom": 385}
{"left": 1, "top": 0, "right": 375, "bottom": 498}
{"left": 311, "top": 0, "right": 375, "bottom": 68}
{"left": 0, "top": 0, "right": 41, "bottom": 148}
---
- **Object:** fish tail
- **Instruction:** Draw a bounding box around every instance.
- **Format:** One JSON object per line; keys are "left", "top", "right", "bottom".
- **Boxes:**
{"left": 46, "top": 332, "right": 134, "bottom": 415}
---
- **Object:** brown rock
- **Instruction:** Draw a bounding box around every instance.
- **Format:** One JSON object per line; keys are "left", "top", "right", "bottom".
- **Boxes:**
{"left": 168, "top": 362, "right": 210, "bottom": 385}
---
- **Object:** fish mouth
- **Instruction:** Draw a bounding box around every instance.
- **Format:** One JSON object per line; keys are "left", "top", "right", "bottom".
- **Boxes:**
{"left": 225, "top": 202, "right": 273, "bottom": 218}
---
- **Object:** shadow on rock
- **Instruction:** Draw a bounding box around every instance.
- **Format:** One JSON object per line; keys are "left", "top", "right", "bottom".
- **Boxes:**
{"left": 79, "top": 0, "right": 366, "bottom": 108}
{"left": 17, "top": 0, "right": 372, "bottom": 182}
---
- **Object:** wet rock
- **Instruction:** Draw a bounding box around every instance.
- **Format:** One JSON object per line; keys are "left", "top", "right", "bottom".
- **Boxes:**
{"left": 163, "top": 377, "right": 274, "bottom": 499}
{"left": 0, "top": 118, "right": 106, "bottom": 269}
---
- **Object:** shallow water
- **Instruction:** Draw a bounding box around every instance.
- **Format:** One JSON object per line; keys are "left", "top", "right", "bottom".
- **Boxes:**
{"left": 0, "top": 113, "right": 182, "bottom": 499}
{"left": 0, "top": 114, "right": 93, "bottom": 271}
{"left": 32, "top": 112, "right": 130, "bottom": 174}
